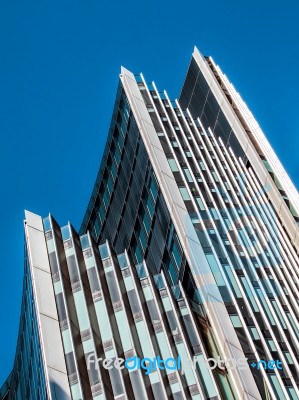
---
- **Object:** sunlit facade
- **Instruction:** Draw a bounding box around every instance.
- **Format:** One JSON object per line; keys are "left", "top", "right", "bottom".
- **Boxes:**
{"left": 1, "top": 47, "right": 299, "bottom": 400}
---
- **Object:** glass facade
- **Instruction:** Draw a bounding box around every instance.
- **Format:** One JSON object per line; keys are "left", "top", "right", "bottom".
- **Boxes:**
{"left": 79, "top": 51, "right": 299, "bottom": 399}
{"left": 80, "top": 85, "right": 204, "bottom": 316}
{"left": 2, "top": 47, "right": 299, "bottom": 400}
{"left": 179, "top": 57, "right": 245, "bottom": 160}
{"left": 12, "top": 216, "right": 225, "bottom": 399}
{"left": 2, "top": 251, "right": 48, "bottom": 400}
{"left": 45, "top": 219, "right": 229, "bottom": 399}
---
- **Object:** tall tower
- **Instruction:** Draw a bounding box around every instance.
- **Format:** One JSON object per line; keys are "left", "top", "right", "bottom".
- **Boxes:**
{"left": 80, "top": 47, "right": 299, "bottom": 399}
{"left": 2, "top": 47, "right": 299, "bottom": 400}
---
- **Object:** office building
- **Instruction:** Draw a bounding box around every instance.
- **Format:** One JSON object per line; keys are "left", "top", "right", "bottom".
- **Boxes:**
{"left": 1, "top": 47, "right": 299, "bottom": 399}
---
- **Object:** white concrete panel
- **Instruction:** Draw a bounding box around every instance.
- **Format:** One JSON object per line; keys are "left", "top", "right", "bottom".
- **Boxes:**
{"left": 142, "top": 119, "right": 162, "bottom": 147}
{"left": 227, "top": 342, "right": 261, "bottom": 400}
{"left": 25, "top": 210, "right": 44, "bottom": 231}
{"left": 34, "top": 267, "right": 59, "bottom": 320}
{"left": 159, "top": 171, "right": 186, "bottom": 210}
{"left": 133, "top": 97, "right": 152, "bottom": 122}
{"left": 25, "top": 211, "right": 72, "bottom": 400}
{"left": 39, "top": 314, "right": 68, "bottom": 373}
{"left": 171, "top": 202, "right": 198, "bottom": 243}
{"left": 186, "top": 236, "right": 220, "bottom": 285}
{"left": 208, "top": 295, "right": 242, "bottom": 350}
{"left": 26, "top": 226, "right": 51, "bottom": 273}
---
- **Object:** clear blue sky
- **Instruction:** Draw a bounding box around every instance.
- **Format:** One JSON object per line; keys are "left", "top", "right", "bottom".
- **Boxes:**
{"left": 0, "top": 0, "right": 298, "bottom": 385}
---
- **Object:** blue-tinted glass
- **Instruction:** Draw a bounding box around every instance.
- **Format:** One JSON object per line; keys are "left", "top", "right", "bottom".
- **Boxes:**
{"left": 114, "top": 147, "right": 121, "bottom": 165}
{"left": 134, "top": 244, "right": 143, "bottom": 264}
{"left": 110, "top": 162, "right": 117, "bottom": 179}
{"left": 167, "top": 158, "right": 179, "bottom": 172}
{"left": 99, "top": 205, "right": 105, "bottom": 222}
{"left": 154, "top": 274, "right": 165, "bottom": 289}
{"left": 172, "top": 238, "right": 182, "bottom": 267}
{"left": 117, "top": 253, "right": 128, "bottom": 270}
{"left": 149, "top": 177, "right": 158, "bottom": 199}
{"left": 179, "top": 187, "right": 191, "bottom": 201}
{"left": 80, "top": 234, "right": 90, "bottom": 250}
{"left": 142, "top": 212, "right": 151, "bottom": 234}
{"left": 107, "top": 176, "right": 113, "bottom": 194}
{"left": 171, "top": 285, "right": 182, "bottom": 299}
{"left": 189, "top": 212, "right": 200, "bottom": 224}
{"left": 61, "top": 225, "right": 71, "bottom": 241}
{"left": 94, "top": 219, "right": 101, "bottom": 236}
{"left": 99, "top": 243, "right": 109, "bottom": 259}
{"left": 9, "top": 255, "right": 48, "bottom": 399}
{"left": 42, "top": 216, "right": 51, "bottom": 232}
{"left": 168, "top": 261, "right": 178, "bottom": 285}
{"left": 139, "top": 229, "right": 147, "bottom": 250}
{"left": 146, "top": 196, "right": 155, "bottom": 217}
{"left": 195, "top": 197, "right": 205, "bottom": 211}
{"left": 183, "top": 168, "right": 193, "bottom": 182}
{"left": 103, "top": 191, "right": 109, "bottom": 208}
{"left": 136, "top": 263, "right": 147, "bottom": 279}
{"left": 123, "top": 102, "right": 130, "bottom": 121}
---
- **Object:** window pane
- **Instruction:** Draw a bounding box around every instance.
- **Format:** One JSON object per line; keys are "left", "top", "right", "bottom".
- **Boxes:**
{"left": 183, "top": 168, "right": 193, "bottom": 182}
{"left": 168, "top": 158, "right": 179, "bottom": 172}
{"left": 179, "top": 187, "right": 190, "bottom": 201}
{"left": 230, "top": 315, "right": 243, "bottom": 328}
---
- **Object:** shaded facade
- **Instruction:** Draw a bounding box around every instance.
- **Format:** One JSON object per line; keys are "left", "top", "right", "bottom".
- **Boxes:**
{"left": 2, "top": 47, "right": 299, "bottom": 399}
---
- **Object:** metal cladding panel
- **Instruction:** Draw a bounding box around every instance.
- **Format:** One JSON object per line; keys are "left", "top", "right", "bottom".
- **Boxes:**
{"left": 120, "top": 68, "right": 261, "bottom": 400}
{"left": 25, "top": 211, "right": 71, "bottom": 400}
